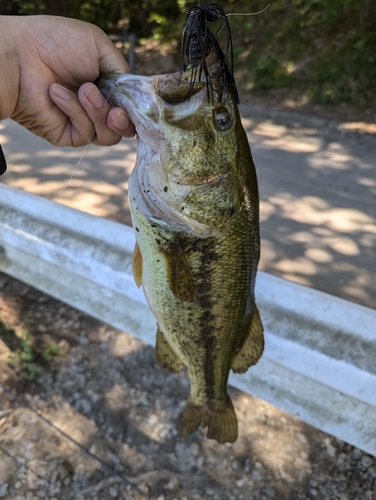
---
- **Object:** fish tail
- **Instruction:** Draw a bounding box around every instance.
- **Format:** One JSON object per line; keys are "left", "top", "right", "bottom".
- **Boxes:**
{"left": 181, "top": 397, "right": 238, "bottom": 444}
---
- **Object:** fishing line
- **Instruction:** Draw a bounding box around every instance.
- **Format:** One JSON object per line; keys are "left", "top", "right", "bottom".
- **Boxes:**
{"left": 0, "top": 382, "right": 154, "bottom": 500}
{"left": 46, "top": 78, "right": 121, "bottom": 220}
{"left": 227, "top": 4, "right": 271, "bottom": 18}
{"left": 0, "top": 445, "right": 46, "bottom": 481}
{"left": 212, "top": 4, "right": 271, "bottom": 41}
{"left": 215, "top": 4, "right": 271, "bottom": 37}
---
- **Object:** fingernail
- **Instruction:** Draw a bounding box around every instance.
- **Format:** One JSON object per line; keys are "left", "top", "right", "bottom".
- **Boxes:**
{"left": 114, "top": 112, "right": 129, "bottom": 130}
{"left": 52, "top": 84, "right": 71, "bottom": 101}
{"left": 84, "top": 86, "right": 104, "bottom": 108}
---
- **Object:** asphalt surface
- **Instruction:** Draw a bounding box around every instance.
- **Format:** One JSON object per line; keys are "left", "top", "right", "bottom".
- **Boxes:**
{"left": 1, "top": 106, "right": 375, "bottom": 309}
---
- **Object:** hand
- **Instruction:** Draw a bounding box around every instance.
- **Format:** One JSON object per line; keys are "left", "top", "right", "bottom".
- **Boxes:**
{"left": 1, "top": 15, "right": 135, "bottom": 147}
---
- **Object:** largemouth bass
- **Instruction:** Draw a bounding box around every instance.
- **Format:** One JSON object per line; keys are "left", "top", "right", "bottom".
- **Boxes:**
{"left": 97, "top": 7, "right": 264, "bottom": 444}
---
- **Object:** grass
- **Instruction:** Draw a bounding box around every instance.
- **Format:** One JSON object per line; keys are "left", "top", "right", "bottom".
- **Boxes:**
{"left": 6, "top": 328, "right": 66, "bottom": 380}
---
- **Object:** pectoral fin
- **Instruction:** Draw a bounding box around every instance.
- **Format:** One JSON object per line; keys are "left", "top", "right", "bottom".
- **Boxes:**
{"left": 156, "top": 327, "right": 182, "bottom": 373}
{"left": 132, "top": 242, "right": 143, "bottom": 287}
{"left": 231, "top": 305, "right": 264, "bottom": 374}
{"left": 166, "top": 250, "right": 195, "bottom": 302}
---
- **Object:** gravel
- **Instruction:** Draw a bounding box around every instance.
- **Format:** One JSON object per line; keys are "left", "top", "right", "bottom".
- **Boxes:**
{"left": 0, "top": 273, "right": 375, "bottom": 500}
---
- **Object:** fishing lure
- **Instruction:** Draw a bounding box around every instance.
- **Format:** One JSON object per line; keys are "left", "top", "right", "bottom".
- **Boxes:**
{"left": 181, "top": 2, "right": 239, "bottom": 103}
{"left": 0, "top": 145, "right": 7, "bottom": 176}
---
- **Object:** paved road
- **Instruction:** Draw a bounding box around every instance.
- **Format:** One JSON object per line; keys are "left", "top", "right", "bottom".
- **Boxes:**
{"left": 1, "top": 107, "right": 375, "bottom": 309}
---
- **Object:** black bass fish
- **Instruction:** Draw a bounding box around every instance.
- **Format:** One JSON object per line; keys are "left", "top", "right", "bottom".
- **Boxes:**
{"left": 97, "top": 4, "right": 264, "bottom": 444}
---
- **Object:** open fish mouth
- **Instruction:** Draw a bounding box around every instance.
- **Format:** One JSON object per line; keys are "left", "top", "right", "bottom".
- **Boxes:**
{"left": 97, "top": 67, "right": 237, "bottom": 237}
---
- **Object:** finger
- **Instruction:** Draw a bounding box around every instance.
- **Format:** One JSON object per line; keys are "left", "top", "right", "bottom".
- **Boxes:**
{"left": 78, "top": 83, "right": 123, "bottom": 146}
{"left": 49, "top": 83, "right": 95, "bottom": 147}
{"left": 107, "top": 107, "right": 136, "bottom": 138}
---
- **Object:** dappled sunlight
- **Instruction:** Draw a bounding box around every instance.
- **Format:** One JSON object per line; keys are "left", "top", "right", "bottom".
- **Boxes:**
{"left": 324, "top": 236, "right": 359, "bottom": 256}
{"left": 275, "top": 256, "right": 318, "bottom": 276}
{"left": 271, "top": 195, "right": 374, "bottom": 233}
{"left": 1, "top": 119, "right": 137, "bottom": 223}
{"left": 51, "top": 403, "right": 99, "bottom": 446}
{"left": 252, "top": 122, "right": 289, "bottom": 139}
{"left": 11, "top": 179, "right": 70, "bottom": 195}
{"left": 259, "top": 200, "right": 275, "bottom": 222}
{"left": 41, "top": 165, "right": 89, "bottom": 176}
{"left": 342, "top": 284, "right": 371, "bottom": 303}
{"left": 304, "top": 248, "right": 333, "bottom": 263}
{"left": 358, "top": 177, "right": 376, "bottom": 187}
{"left": 104, "top": 156, "right": 137, "bottom": 169}
{"left": 255, "top": 117, "right": 376, "bottom": 307}
{"left": 235, "top": 393, "right": 313, "bottom": 485}
{"left": 109, "top": 333, "right": 145, "bottom": 358}
{"left": 5, "top": 164, "right": 33, "bottom": 173}
{"left": 259, "top": 188, "right": 376, "bottom": 307}
{"left": 54, "top": 192, "right": 119, "bottom": 218}
{"left": 261, "top": 135, "right": 321, "bottom": 154}
{"left": 340, "top": 122, "right": 376, "bottom": 134}
{"left": 84, "top": 180, "right": 125, "bottom": 196}
{"left": 0, "top": 134, "right": 8, "bottom": 145}
{"left": 2, "top": 113, "right": 376, "bottom": 310}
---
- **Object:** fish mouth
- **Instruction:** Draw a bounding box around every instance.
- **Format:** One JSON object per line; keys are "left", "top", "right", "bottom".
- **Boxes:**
{"left": 96, "top": 73, "right": 163, "bottom": 152}
{"left": 96, "top": 69, "right": 228, "bottom": 237}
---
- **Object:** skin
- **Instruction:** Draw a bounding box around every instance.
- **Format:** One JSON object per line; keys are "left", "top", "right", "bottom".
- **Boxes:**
{"left": 0, "top": 15, "right": 135, "bottom": 147}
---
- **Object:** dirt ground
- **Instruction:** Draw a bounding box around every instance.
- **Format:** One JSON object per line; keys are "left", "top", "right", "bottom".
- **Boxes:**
{"left": 1, "top": 45, "right": 376, "bottom": 500}
{"left": 0, "top": 272, "right": 375, "bottom": 500}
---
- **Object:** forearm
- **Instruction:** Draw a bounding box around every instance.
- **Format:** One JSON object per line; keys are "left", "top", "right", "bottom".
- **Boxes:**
{"left": 0, "top": 16, "right": 21, "bottom": 120}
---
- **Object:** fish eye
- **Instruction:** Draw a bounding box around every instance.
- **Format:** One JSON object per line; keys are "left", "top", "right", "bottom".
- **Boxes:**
{"left": 214, "top": 107, "right": 232, "bottom": 131}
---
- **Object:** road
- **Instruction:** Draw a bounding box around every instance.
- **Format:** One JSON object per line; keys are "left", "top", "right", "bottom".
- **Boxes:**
{"left": 1, "top": 106, "right": 375, "bottom": 309}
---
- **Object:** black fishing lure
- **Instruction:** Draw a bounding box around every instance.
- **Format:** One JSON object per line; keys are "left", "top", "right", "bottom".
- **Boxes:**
{"left": 181, "top": 2, "right": 239, "bottom": 103}
{"left": 0, "top": 145, "right": 6, "bottom": 176}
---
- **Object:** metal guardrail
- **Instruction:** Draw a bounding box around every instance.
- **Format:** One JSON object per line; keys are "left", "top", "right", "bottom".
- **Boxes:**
{"left": 1, "top": 183, "right": 375, "bottom": 455}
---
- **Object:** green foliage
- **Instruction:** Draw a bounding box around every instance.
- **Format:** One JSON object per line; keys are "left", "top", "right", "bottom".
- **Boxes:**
{"left": 42, "top": 340, "right": 66, "bottom": 361}
{"left": 9, "top": 331, "right": 43, "bottom": 380}
{"left": 227, "top": 0, "right": 376, "bottom": 107}
{"left": 9, "top": 330, "right": 65, "bottom": 380}
{"left": 253, "top": 56, "right": 291, "bottom": 91}
{"left": 1, "top": 0, "right": 374, "bottom": 107}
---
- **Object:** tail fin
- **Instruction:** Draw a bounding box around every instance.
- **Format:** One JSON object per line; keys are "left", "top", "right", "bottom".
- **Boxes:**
{"left": 181, "top": 397, "right": 238, "bottom": 444}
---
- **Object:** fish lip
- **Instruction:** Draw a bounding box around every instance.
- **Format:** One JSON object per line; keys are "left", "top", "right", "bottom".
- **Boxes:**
{"left": 97, "top": 72, "right": 163, "bottom": 152}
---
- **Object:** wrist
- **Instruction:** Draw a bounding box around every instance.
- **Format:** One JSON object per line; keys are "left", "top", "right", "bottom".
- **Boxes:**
{"left": 0, "top": 16, "right": 21, "bottom": 120}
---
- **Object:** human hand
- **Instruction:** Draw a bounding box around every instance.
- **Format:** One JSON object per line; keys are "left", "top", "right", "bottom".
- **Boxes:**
{"left": 1, "top": 15, "right": 135, "bottom": 147}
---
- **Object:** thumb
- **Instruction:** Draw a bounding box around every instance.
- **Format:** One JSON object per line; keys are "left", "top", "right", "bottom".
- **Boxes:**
{"left": 94, "top": 28, "right": 130, "bottom": 75}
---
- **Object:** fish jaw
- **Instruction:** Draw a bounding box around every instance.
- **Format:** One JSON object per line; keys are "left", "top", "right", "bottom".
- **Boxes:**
{"left": 97, "top": 72, "right": 229, "bottom": 237}
{"left": 96, "top": 73, "right": 162, "bottom": 152}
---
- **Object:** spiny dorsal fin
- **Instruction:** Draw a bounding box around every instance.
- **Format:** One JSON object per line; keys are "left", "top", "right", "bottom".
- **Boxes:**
{"left": 231, "top": 305, "right": 264, "bottom": 374}
{"left": 132, "top": 242, "right": 143, "bottom": 287}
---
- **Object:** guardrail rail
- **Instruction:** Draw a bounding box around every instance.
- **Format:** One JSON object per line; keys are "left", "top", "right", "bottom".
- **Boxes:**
{"left": 1, "top": 183, "right": 375, "bottom": 455}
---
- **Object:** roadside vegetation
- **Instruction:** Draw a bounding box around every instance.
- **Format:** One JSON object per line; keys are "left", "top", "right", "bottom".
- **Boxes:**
{"left": 1, "top": 318, "right": 65, "bottom": 380}
{"left": 1, "top": 0, "right": 375, "bottom": 109}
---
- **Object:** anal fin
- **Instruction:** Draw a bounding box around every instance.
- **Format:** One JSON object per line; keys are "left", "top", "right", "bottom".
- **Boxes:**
{"left": 132, "top": 242, "right": 143, "bottom": 287}
{"left": 156, "top": 327, "right": 182, "bottom": 373}
{"left": 181, "top": 397, "right": 238, "bottom": 444}
{"left": 231, "top": 305, "right": 264, "bottom": 374}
